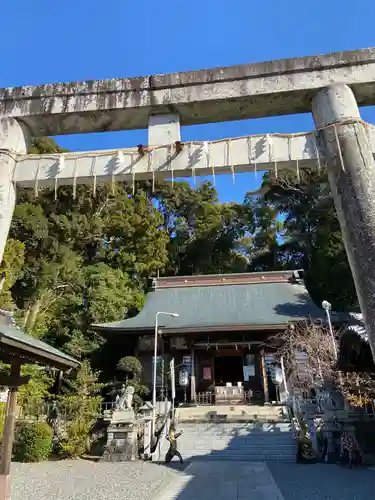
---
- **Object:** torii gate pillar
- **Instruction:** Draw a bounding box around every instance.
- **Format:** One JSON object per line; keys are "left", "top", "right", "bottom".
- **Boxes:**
{"left": 312, "top": 84, "right": 375, "bottom": 359}
{"left": 0, "top": 119, "right": 29, "bottom": 264}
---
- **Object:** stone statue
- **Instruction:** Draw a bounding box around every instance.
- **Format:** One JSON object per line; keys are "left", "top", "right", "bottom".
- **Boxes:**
{"left": 116, "top": 384, "right": 134, "bottom": 410}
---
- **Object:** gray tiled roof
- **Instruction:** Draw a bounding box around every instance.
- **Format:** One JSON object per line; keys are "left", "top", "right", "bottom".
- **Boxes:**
{"left": 93, "top": 273, "right": 325, "bottom": 332}
{"left": 0, "top": 322, "right": 79, "bottom": 370}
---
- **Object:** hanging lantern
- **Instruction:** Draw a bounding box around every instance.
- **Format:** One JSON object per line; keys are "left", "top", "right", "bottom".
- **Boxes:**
{"left": 179, "top": 366, "right": 189, "bottom": 387}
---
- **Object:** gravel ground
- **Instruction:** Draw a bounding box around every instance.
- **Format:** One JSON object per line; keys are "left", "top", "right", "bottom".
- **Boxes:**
{"left": 11, "top": 460, "right": 185, "bottom": 500}
{"left": 268, "top": 463, "right": 375, "bottom": 500}
{"left": 11, "top": 459, "right": 375, "bottom": 500}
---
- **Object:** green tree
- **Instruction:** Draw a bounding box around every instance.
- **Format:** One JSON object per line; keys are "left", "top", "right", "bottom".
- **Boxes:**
{"left": 155, "top": 180, "right": 249, "bottom": 275}
{"left": 0, "top": 238, "right": 24, "bottom": 310}
{"left": 8, "top": 138, "right": 170, "bottom": 362}
{"left": 250, "top": 168, "right": 357, "bottom": 310}
{"left": 58, "top": 360, "right": 103, "bottom": 458}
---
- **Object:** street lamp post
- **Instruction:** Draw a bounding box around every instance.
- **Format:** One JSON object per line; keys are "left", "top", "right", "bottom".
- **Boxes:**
{"left": 322, "top": 300, "right": 338, "bottom": 360}
{"left": 152, "top": 311, "right": 179, "bottom": 436}
{"left": 322, "top": 300, "right": 346, "bottom": 406}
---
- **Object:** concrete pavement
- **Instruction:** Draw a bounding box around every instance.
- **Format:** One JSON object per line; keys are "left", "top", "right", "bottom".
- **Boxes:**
{"left": 154, "top": 462, "right": 284, "bottom": 500}
{"left": 154, "top": 461, "right": 375, "bottom": 500}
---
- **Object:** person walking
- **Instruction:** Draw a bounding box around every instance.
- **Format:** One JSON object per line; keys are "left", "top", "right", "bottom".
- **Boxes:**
{"left": 165, "top": 422, "right": 184, "bottom": 464}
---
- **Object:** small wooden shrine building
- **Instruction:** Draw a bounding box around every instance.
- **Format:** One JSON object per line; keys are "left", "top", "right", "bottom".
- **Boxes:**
{"left": 93, "top": 270, "right": 326, "bottom": 405}
{"left": 0, "top": 308, "right": 79, "bottom": 500}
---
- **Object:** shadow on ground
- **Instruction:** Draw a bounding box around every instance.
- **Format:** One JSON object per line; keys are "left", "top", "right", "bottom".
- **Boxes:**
{"left": 153, "top": 421, "right": 375, "bottom": 500}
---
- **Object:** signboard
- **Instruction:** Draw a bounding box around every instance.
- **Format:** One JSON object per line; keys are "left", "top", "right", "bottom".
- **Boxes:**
{"left": 245, "top": 354, "right": 255, "bottom": 365}
{"left": 113, "top": 432, "right": 127, "bottom": 440}
{"left": 179, "top": 368, "right": 189, "bottom": 387}
{"left": 243, "top": 366, "right": 255, "bottom": 381}
{"left": 244, "top": 354, "right": 255, "bottom": 380}
{"left": 170, "top": 336, "right": 188, "bottom": 350}
{"left": 182, "top": 355, "right": 192, "bottom": 373}
{"left": 203, "top": 367, "right": 212, "bottom": 380}
{"left": 170, "top": 359, "right": 176, "bottom": 399}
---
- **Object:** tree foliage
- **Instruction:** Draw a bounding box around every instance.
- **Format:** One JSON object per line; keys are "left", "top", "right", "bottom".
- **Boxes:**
{"left": 15, "top": 421, "right": 53, "bottom": 462}
{"left": 253, "top": 169, "right": 357, "bottom": 310}
{"left": 117, "top": 356, "right": 142, "bottom": 379}
{"left": 57, "top": 361, "right": 103, "bottom": 458}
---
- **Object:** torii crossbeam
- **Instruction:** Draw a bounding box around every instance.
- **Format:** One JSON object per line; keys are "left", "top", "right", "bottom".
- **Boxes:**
{"left": 1, "top": 47, "right": 375, "bottom": 360}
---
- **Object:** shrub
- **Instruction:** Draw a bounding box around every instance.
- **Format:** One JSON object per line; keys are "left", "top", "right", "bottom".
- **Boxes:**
{"left": 15, "top": 422, "right": 53, "bottom": 462}
{"left": 57, "top": 395, "right": 102, "bottom": 458}
{"left": 56, "top": 361, "right": 104, "bottom": 458}
{"left": 58, "top": 418, "right": 92, "bottom": 458}
{"left": 116, "top": 356, "right": 142, "bottom": 379}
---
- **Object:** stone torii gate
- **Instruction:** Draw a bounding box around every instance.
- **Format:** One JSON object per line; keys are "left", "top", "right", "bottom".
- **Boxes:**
{"left": 1, "top": 47, "right": 375, "bottom": 358}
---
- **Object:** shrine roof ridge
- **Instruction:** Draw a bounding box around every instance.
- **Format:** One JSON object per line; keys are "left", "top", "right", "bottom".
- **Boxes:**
{"left": 152, "top": 270, "right": 303, "bottom": 289}
{"left": 92, "top": 269, "right": 325, "bottom": 336}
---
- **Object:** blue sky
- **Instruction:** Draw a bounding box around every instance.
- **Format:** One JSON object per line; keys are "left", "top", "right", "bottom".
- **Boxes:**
{"left": 2, "top": 0, "right": 375, "bottom": 203}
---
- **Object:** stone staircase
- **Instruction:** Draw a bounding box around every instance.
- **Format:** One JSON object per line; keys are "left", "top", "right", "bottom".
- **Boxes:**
{"left": 152, "top": 405, "right": 296, "bottom": 463}
{"left": 175, "top": 404, "right": 289, "bottom": 423}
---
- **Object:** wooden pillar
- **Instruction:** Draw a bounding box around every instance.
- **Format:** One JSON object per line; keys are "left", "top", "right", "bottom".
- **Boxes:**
{"left": 260, "top": 350, "right": 270, "bottom": 404}
{"left": 0, "top": 361, "right": 21, "bottom": 500}
{"left": 190, "top": 348, "right": 196, "bottom": 403}
{"left": 54, "top": 370, "right": 63, "bottom": 395}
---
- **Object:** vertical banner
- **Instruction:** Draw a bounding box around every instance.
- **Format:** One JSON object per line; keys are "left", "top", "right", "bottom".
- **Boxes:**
{"left": 170, "top": 358, "right": 175, "bottom": 400}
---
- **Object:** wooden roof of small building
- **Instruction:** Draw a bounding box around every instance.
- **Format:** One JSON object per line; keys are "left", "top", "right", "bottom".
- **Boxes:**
{"left": 0, "top": 309, "right": 79, "bottom": 370}
{"left": 92, "top": 270, "right": 327, "bottom": 336}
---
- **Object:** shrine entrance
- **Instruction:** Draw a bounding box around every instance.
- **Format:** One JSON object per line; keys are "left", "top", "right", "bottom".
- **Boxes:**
{"left": 214, "top": 354, "right": 243, "bottom": 386}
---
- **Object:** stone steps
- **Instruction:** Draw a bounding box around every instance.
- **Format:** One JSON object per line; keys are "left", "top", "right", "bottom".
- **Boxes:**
{"left": 176, "top": 404, "right": 288, "bottom": 423}
{"left": 152, "top": 420, "right": 297, "bottom": 464}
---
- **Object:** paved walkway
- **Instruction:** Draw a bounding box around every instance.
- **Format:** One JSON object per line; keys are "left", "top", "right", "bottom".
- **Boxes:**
{"left": 154, "top": 462, "right": 284, "bottom": 500}
{"left": 10, "top": 458, "right": 375, "bottom": 500}
{"left": 154, "top": 461, "right": 375, "bottom": 500}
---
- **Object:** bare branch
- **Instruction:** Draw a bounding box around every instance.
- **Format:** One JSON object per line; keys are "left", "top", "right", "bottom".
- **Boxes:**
{"left": 270, "top": 320, "right": 375, "bottom": 405}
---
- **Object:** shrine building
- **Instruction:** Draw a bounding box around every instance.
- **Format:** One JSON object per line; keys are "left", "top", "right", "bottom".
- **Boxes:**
{"left": 93, "top": 270, "right": 327, "bottom": 405}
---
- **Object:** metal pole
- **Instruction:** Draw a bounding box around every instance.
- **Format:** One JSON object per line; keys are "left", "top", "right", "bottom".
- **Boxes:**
{"left": 151, "top": 311, "right": 179, "bottom": 435}
{"left": 152, "top": 314, "right": 159, "bottom": 436}
{"left": 160, "top": 346, "right": 164, "bottom": 400}
{"left": 322, "top": 300, "right": 345, "bottom": 397}
{"left": 170, "top": 358, "right": 175, "bottom": 421}
{"left": 280, "top": 356, "right": 289, "bottom": 395}
{"left": 325, "top": 308, "right": 338, "bottom": 360}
